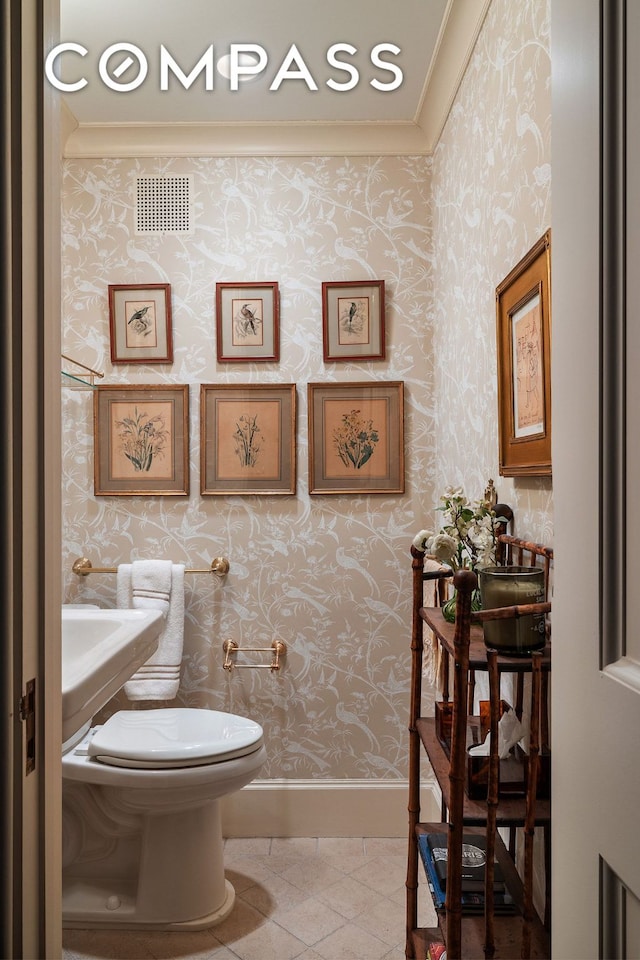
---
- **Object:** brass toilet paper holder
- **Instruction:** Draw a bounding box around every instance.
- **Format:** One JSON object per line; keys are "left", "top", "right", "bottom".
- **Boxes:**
{"left": 222, "top": 638, "right": 287, "bottom": 673}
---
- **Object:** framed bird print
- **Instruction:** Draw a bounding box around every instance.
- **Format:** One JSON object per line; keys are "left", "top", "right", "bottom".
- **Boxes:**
{"left": 108, "top": 283, "right": 173, "bottom": 364}
{"left": 321, "top": 280, "right": 386, "bottom": 362}
{"left": 215, "top": 282, "right": 280, "bottom": 362}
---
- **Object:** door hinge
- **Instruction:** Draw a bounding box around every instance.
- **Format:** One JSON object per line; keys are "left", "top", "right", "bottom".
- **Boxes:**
{"left": 19, "top": 678, "right": 36, "bottom": 775}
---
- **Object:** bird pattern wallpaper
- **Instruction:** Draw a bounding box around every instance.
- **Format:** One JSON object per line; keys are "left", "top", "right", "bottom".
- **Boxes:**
{"left": 61, "top": 0, "right": 551, "bottom": 784}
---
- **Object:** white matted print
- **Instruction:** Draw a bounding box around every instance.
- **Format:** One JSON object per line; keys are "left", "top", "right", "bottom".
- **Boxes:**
{"left": 322, "top": 280, "right": 385, "bottom": 361}
{"left": 216, "top": 282, "right": 279, "bottom": 362}
{"left": 512, "top": 291, "right": 544, "bottom": 439}
{"left": 108, "top": 283, "right": 173, "bottom": 364}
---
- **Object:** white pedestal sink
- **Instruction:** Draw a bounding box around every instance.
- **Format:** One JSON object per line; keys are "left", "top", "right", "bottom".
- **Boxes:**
{"left": 61, "top": 607, "right": 164, "bottom": 743}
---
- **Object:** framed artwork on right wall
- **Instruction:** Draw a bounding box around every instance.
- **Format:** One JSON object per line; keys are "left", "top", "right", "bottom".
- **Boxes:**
{"left": 495, "top": 230, "right": 552, "bottom": 477}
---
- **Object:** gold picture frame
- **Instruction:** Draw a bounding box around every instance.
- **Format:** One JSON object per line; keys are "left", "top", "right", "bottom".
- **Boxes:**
{"left": 322, "top": 280, "right": 386, "bottom": 361}
{"left": 108, "top": 283, "right": 173, "bottom": 364}
{"left": 215, "top": 282, "right": 280, "bottom": 362}
{"left": 200, "top": 383, "right": 296, "bottom": 495}
{"left": 94, "top": 385, "right": 189, "bottom": 496}
{"left": 496, "top": 231, "right": 552, "bottom": 477}
{"left": 308, "top": 381, "right": 404, "bottom": 494}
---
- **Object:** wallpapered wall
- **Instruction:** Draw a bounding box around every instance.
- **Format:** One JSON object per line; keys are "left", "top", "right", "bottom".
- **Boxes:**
{"left": 61, "top": 0, "right": 551, "bottom": 783}
{"left": 430, "top": 0, "right": 553, "bottom": 538}
{"left": 61, "top": 155, "right": 436, "bottom": 780}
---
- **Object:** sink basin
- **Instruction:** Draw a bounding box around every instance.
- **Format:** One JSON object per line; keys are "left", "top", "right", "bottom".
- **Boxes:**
{"left": 61, "top": 607, "right": 164, "bottom": 743}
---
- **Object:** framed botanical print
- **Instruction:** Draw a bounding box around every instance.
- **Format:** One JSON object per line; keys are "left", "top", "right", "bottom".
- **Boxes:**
{"left": 307, "top": 381, "right": 404, "bottom": 494}
{"left": 93, "top": 385, "right": 189, "bottom": 495}
{"left": 496, "top": 231, "right": 552, "bottom": 477}
{"left": 108, "top": 283, "right": 173, "bottom": 363}
{"left": 321, "top": 280, "right": 386, "bottom": 361}
{"left": 200, "top": 383, "right": 296, "bottom": 495}
{"left": 215, "top": 282, "right": 280, "bottom": 362}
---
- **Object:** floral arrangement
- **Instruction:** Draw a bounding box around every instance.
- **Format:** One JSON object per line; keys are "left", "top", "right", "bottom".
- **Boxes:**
{"left": 413, "top": 486, "right": 509, "bottom": 621}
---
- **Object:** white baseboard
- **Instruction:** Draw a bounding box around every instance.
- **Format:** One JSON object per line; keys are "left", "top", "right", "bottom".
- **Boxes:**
{"left": 221, "top": 779, "right": 441, "bottom": 838}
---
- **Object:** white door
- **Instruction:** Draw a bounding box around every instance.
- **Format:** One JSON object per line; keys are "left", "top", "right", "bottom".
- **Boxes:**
{"left": 552, "top": 1, "right": 640, "bottom": 956}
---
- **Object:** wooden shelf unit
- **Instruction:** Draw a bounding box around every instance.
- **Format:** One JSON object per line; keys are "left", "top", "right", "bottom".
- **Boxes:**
{"left": 406, "top": 538, "right": 553, "bottom": 960}
{"left": 409, "top": 824, "right": 550, "bottom": 960}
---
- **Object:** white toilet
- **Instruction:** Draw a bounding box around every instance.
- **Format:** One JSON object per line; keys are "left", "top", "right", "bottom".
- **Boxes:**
{"left": 62, "top": 706, "right": 266, "bottom": 930}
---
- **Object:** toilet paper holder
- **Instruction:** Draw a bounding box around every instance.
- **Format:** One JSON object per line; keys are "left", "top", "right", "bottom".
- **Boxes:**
{"left": 222, "top": 638, "right": 287, "bottom": 673}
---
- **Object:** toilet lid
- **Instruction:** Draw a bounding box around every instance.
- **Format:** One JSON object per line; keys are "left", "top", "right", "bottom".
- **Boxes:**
{"left": 88, "top": 708, "right": 264, "bottom": 769}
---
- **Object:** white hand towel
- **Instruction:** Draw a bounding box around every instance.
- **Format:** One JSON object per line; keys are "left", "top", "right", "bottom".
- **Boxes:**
{"left": 116, "top": 560, "right": 185, "bottom": 701}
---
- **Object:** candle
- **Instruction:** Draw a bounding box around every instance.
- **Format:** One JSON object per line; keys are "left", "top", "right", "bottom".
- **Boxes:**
{"left": 478, "top": 565, "right": 546, "bottom": 654}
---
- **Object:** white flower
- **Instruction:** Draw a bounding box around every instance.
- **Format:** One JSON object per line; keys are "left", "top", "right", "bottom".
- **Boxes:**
{"left": 412, "top": 529, "right": 434, "bottom": 553}
{"left": 430, "top": 533, "right": 458, "bottom": 564}
{"left": 420, "top": 486, "right": 504, "bottom": 571}
{"left": 455, "top": 518, "right": 471, "bottom": 538}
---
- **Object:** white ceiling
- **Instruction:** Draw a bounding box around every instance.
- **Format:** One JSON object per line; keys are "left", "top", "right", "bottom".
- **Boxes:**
{"left": 58, "top": 0, "right": 491, "bottom": 158}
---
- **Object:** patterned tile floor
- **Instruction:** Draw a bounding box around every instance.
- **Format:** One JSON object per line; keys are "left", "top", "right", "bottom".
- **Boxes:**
{"left": 62, "top": 837, "right": 437, "bottom": 960}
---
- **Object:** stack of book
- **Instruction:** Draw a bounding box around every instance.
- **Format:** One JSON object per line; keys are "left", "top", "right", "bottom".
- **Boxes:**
{"left": 417, "top": 832, "right": 516, "bottom": 915}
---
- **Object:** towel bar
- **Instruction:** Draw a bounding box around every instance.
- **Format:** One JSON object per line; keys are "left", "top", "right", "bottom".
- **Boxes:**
{"left": 61, "top": 353, "right": 104, "bottom": 389}
{"left": 222, "top": 638, "right": 287, "bottom": 673}
{"left": 72, "top": 556, "right": 230, "bottom": 577}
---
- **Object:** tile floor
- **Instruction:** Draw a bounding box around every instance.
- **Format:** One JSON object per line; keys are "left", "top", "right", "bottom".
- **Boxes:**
{"left": 62, "top": 836, "right": 437, "bottom": 960}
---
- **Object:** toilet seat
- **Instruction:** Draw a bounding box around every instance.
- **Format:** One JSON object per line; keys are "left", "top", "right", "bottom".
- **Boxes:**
{"left": 88, "top": 708, "right": 264, "bottom": 769}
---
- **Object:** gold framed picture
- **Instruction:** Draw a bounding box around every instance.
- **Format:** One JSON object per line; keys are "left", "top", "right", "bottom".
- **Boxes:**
{"left": 200, "top": 383, "right": 296, "bottom": 495}
{"left": 93, "top": 385, "right": 189, "bottom": 496}
{"left": 308, "top": 381, "right": 404, "bottom": 494}
{"left": 496, "top": 231, "right": 552, "bottom": 477}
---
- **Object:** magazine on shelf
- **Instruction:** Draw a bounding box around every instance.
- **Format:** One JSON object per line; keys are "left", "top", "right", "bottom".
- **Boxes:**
{"left": 425, "top": 832, "right": 505, "bottom": 892}
{"left": 417, "top": 834, "right": 516, "bottom": 915}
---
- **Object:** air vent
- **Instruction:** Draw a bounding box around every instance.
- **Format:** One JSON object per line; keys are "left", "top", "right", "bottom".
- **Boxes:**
{"left": 134, "top": 175, "right": 193, "bottom": 235}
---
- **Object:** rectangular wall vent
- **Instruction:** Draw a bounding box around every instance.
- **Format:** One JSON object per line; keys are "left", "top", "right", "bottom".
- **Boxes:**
{"left": 134, "top": 175, "right": 193, "bottom": 235}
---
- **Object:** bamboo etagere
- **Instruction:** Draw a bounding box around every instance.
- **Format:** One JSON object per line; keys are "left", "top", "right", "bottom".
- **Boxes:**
{"left": 406, "top": 526, "right": 553, "bottom": 960}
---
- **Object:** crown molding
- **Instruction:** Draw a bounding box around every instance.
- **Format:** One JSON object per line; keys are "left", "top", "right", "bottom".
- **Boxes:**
{"left": 62, "top": 0, "right": 489, "bottom": 159}
{"left": 63, "top": 119, "right": 431, "bottom": 158}
{"left": 415, "top": 0, "right": 492, "bottom": 149}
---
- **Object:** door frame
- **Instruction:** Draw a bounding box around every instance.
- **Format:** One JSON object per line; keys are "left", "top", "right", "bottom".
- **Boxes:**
{"left": 1, "top": 1, "right": 62, "bottom": 956}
